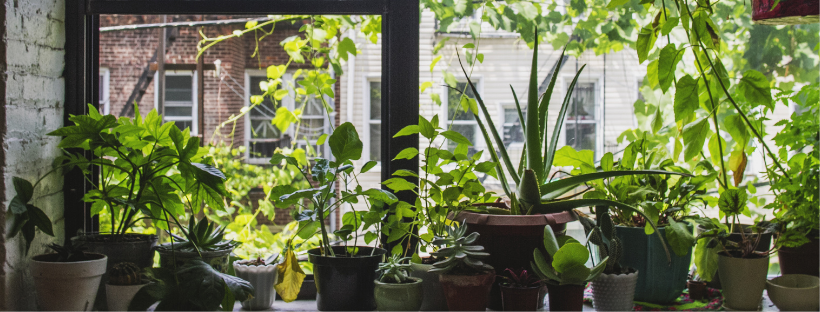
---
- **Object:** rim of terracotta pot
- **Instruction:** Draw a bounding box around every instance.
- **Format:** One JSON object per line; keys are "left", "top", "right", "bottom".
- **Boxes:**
{"left": 454, "top": 210, "right": 576, "bottom": 226}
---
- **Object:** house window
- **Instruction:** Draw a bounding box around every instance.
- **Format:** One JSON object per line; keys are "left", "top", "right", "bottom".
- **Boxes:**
{"left": 367, "top": 80, "right": 381, "bottom": 162}
{"left": 295, "top": 87, "right": 330, "bottom": 157}
{"left": 565, "top": 82, "right": 599, "bottom": 158}
{"left": 502, "top": 104, "right": 525, "bottom": 145}
{"left": 246, "top": 75, "right": 286, "bottom": 161}
{"left": 156, "top": 70, "right": 197, "bottom": 134}
{"left": 443, "top": 81, "right": 481, "bottom": 155}
{"left": 99, "top": 68, "right": 110, "bottom": 115}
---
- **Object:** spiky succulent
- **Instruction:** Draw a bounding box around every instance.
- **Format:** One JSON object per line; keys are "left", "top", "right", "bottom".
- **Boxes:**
{"left": 47, "top": 242, "right": 93, "bottom": 262}
{"left": 109, "top": 262, "right": 143, "bottom": 285}
{"left": 377, "top": 255, "right": 413, "bottom": 283}
{"left": 429, "top": 224, "right": 493, "bottom": 275}
{"left": 166, "top": 217, "right": 240, "bottom": 252}
{"left": 578, "top": 209, "right": 625, "bottom": 274}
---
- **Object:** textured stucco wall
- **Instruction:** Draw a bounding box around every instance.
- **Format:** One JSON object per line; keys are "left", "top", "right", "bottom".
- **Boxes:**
{"left": 1, "top": 0, "right": 66, "bottom": 309}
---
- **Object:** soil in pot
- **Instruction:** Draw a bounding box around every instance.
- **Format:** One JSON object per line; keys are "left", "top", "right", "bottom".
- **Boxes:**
{"left": 308, "top": 246, "right": 386, "bottom": 311}
{"left": 687, "top": 281, "right": 707, "bottom": 300}
{"left": 500, "top": 285, "right": 542, "bottom": 311}
{"left": 766, "top": 274, "right": 820, "bottom": 311}
{"left": 718, "top": 251, "right": 770, "bottom": 311}
{"left": 374, "top": 277, "right": 424, "bottom": 311}
{"left": 31, "top": 252, "right": 108, "bottom": 311}
{"left": 616, "top": 225, "right": 692, "bottom": 304}
{"left": 546, "top": 283, "right": 585, "bottom": 311}
{"left": 451, "top": 210, "right": 575, "bottom": 309}
{"left": 778, "top": 237, "right": 819, "bottom": 276}
{"left": 410, "top": 260, "right": 449, "bottom": 311}
{"left": 233, "top": 260, "right": 279, "bottom": 310}
{"left": 438, "top": 270, "right": 495, "bottom": 311}
{"left": 590, "top": 270, "right": 639, "bottom": 311}
{"left": 155, "top": 243, "right": 234, "bottom": 273}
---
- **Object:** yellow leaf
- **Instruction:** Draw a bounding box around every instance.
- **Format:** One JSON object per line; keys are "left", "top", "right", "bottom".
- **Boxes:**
{"left": 275, "top": 249, "right": 306, "bottom": 303}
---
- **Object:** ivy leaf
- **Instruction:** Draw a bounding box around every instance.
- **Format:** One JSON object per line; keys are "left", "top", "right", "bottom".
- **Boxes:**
{"left": 271, "top": 107, "right": 298, "bottom": 133}
{"left": 681, "top": 117, "right": 710, "bottom": 161}
{"left": 738, "top": 70, "right": 773, "bottom": 111}
{"left": 329, "top": 122, "right": 363, "bottom": 164}
{"left": 674, "top": 75, "right": 699, "bottom": 123}
{"left": 658, "top": 44, "right": 683, "bottom": 93}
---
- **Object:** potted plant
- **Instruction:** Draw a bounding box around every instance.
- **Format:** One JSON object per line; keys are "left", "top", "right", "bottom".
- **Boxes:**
{"left": 233, "top": 256, "right": 279, "bottom": 310}
{"left": 429, "top": 224, "right": 495, "bottom": 311}
{"left": 30, "top": 243, "right": 108, "bottom": 311}
{"left": 687, "top": 272, "right": 708, "bottom": 300}
{"left": 155, "top": 217, "right": 241, "bottom": 273}
{"left": 578, "top": 211, "right": 639, "bottom": 311}
{"left": 531, "top": 225, "right": 608, "bottom": 311}
{"left": 498, "top": 268, "right": 544, "bottom": 311}
{"left": 270, "top": 122, "right": 393, "bottom": 311}
{"left": 374, "top": 255, "right": 424, "bottom": 311}
{"left": 130, "top": 258, "right": 254, "bottom": 311}
{"left": 106, "top": 262, "right": 149, "bottom": 311}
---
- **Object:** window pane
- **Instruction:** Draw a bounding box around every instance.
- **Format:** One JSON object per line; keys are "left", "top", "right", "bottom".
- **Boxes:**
{"left": 173, "top": 120, "right": 192, "bottom": 132}
{"left": 251, "top": 119, "right": 281, "bottom": 139}
{"left": 99, "top": 74, "right": 104, "bottom": 103}
{"left": 370, "top": 81, "right": 381, "bottom": 120}
{"left": 503, "top": 108, "right": 525, "bottom": 144}
{"left": 165, "top": 75, "right": 193, "bottom": 102}
{"left": 567, "top": 82, "right": 595, "bottom": 120}
{"left": 449, "top": 124, "right": 478, "bottom": 156}
{"left": 370, "top": 124, "right": 381, "bottom": 162}
{"left": 303, "top": 96, "right": 325, "bottom": 116}
{"left": 447, "top": 82, "right": 476, "bottom": 121}
{"left": 297, "top": 118, "right": 325, "bottom": 141}
{"left": 165, "top": 106, "right": 192, "bottom": 116}
{"left": 249, "top": 76, "right": 277, "bottom": 118}
{"left": 566, "top": 123, "right": 596, "bottom": 157}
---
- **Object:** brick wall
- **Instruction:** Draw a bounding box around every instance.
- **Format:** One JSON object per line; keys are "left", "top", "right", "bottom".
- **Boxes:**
{"left": 1, "top": 0, "right": 66, "bottom": 309}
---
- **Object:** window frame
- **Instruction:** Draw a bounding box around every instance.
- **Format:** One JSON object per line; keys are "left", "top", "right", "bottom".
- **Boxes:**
{"left": 244, "top": 70, "right": 291, "bottom": 164}
{"left": 561, "top": 75, "right": 603, "bottom": 158}
{"left": 99, "top": 67, "right": 110, "bottom": 115}
{"left": 363, "top": 75, "right": 382, "bottom": 167}
{"left": 153, "top": 69, "right": 198, "bottom": 135}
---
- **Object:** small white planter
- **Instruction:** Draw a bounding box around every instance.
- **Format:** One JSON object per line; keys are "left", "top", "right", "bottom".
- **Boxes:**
{"left": 591, "top": 271, "right": 639, "bottom": 311}
{"left": 233, "top": 260, "right": 279, "bottom": 310}
{"left": 106, "top": 282, "right": 149, "bottom": 311}
{"left": 31, "top": 253, "right": 108, "bottom": 311}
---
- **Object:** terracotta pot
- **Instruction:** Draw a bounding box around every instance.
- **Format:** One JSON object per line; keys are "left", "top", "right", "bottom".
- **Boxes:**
{"left": 687, "top": 281, "right": 707, "bottom": 300}
{"left": 778, "top": 237, "right": 819, "bottom": 276}
{"left": 31, "top": 253, "right": 108, "bottom": 311}
{"left": 410, "top": 262, "right": 448, "bottom": 311}
{"left": 591, "top": 271, "right": 639, "bottom": 311}
{"left": 439, "top": 271, "right": 495, "bottom": 311}
{"left": 500, "top": 285, "right": 542, "bottom": 311}
{"left": 766, "top": 274, "right": 820, "bottom": 311}
{"left": 547, "top": 283, "right": 585, "bottom": 311}
{"left": 374, "top": 277, "right": 424, "bottom": 311}
{"left": 718, "top": 253, "right": 769, "bottom": 311}
{"left": 451, "top": 210, "right": 575, "bottom": 309}
{"left": 752, "top": 0, "right": 819, "bottom": 25}
{"left": 308, "top": 246, "right": 386, "bottom": 311}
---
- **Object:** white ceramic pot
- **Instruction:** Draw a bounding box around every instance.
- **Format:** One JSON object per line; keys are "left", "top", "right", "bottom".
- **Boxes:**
{"left": 233, "top": 260, "right": 279, "bottom": 310}
{"left": 106, "top": 282, "right": 149, "bottom": 311}
{"left": 766, "top": 274, "right": 820, "bottom": 311}
{"left": 30, "top": 253, "right": 108, "bottom": 311}
{"left": 590, "top": 271, "right": 639, "bottom": 311}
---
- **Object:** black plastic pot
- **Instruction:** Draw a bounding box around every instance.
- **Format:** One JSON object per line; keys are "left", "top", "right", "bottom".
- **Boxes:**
{"left": 308, "top": 246, "right": 386, "bottom": 311}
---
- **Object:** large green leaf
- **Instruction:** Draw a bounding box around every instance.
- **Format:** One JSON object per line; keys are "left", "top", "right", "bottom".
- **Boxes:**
{"left": 544, "top": 65, "right": 587, "bottom": 181}
{"left": 694, "top": 238, "right": 720, "bottom": 282}
{"left": 526, "top": 33, "right": 544, "bottom": 181}
{"left": 636, "top": 26, "right": 657, "bottom": 64}
{"left": 542, "top": 225, "right": 561, "bottom": 257}
{"left": 329, "top": 122, "right": 363, "bottom": 164}
{"left": 674, "top": 75, "right": 699, "bottom": 123}
{"left": 665, "top": 217, "right": 695, "bottom": 257}
{"left": 540, "top": 170, "right": 691, "bottom": 201}
{"left": 552, "top": 242, "right": 589, "bottom": 274}
{"left": 658, "top": 44, "right": 683, "bottom": 93}
{"left": 738, "top": 70, "right": 774, "bottom": 111}
{"left": 681, "top": 117, "right": 710, "bottom": 161}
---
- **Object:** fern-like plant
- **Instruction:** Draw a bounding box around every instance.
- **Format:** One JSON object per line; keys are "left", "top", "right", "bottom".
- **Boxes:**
{"left": 429, "top": 224, "right": 493, "bottom": 275}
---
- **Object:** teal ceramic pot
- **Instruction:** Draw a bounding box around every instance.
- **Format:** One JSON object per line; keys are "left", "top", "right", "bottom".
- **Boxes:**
{"left": 154, "top": 243, "right": 233, "bottom": 273}
{"left": 374, "top": 278, "right": 424, "bottom": 311}
{"left": 615, "top": 224, "right": 693, "bottom": 304}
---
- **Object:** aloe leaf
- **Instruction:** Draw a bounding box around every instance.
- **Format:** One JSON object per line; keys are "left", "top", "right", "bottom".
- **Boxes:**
{"left": 543, "top": 64, "right": 586, "bottom": 181}
{"left": 540, "top": 170, "right": 692, "bottom": 201}
{"left": 531, "top": 199, "right": 672, "bottom": 263}
{"left": 472, "top": 114, "right": 513, "bottom": 199}
{"left": 540, "top": 49, "right": 567, "bottom": 178}
{"left": 510, "top": 85, "right": 526, "bottom": 134}
{"left": 526, "top": 29, "right": 544, "bottom": 183}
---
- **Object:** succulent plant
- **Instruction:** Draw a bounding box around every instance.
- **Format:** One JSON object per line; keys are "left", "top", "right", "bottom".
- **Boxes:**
{"left": 501, "top": 268, "right": 542, "bottom": 288}
{"left": 47, "top": 242, "right": 93, "bottom": 262}
{"left": 578, "top": 209, "right": 625, "bottom": 274}
{"left": 429, "top": 224, "right": 493, "bottom": 275}
{"left": 377, "top": 255, "right": 413, "bottom": 283}
{"left": 531, "top": 225, "right": 608, "bottom": 286}
{"left": 165, "top": 217, "right": 240, "bottom": 253}
{"left": 109, "top": 262, "right": 143, "bottom": 285}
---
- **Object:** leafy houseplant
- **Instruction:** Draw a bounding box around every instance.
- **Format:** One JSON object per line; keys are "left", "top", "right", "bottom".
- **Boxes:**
{"left": 373, "top": 255, "right": 424, "bottom": 311}
{"left": 233, "top": 257, "right": 280, "bottom": 310}
{"left": 429, "top": 224, "right": 495, "bottom": 311}
{"left": 498, "top": 268, "right": 544, "bottom": 311}
{"left": 156, "top": 217, "right": 241, "bottom": 273}
{"left": 30, "top": 243, "right": 108, "bottom": 311}
{"left": 579, "top": 212, "right": 639, "bottom": 311}
{"left": 106, "top": 262, "right": 149, "bottom": 312}
{"left": 270, "top": 122, "right": 393, "bottom": 311}
{"left": 531, "top": 225, "right": 608, "bottom": 312}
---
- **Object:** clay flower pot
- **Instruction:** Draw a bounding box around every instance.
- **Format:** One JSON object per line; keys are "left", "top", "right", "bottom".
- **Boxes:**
{"left": 500, "top": 284, "right": 542, "bottom": 311}
{"left": 106, "top": 282, "right": 149, "bottom": 311}
{"left": 766, "top": 274, "right": 820, "bottom": 311}
{"left": 547, "top": 283, "right": 585, "bottom": 311}
{"left": 31, "top": 253, "right": 108, "bottom": 311}
{"left": 687, "top": 280, "right": 708, "bottom": 300}
{"left": 439, "top": 270, "right": 495, "bottom": 311}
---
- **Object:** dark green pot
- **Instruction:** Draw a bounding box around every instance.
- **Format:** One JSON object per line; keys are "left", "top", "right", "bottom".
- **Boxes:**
{"left": 374, "top": 278, "right": 424, "bottom": 311}
{"left": 615, "top": 224, "right": 693, "bottom": 304}
{"left": 154, "top": 243, "right": 233, "bottom": 273}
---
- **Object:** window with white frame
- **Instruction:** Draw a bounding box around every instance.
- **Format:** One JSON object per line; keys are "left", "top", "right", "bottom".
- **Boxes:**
{"left": 367, "top": 80, "right": 381, "bottom": 162}
{"left": 246, "top": 74, "right": 285, "bottom": 161}
{"left": 99, "top": 68, "right": 110, "bottom": 115}
{"left": 156, "top": 70, "right": 197, "bottom": 134}
{"left": 565, "top": 81, "right": 599, "bottom": 158}
{"left": 443, "top": 81, "right": 481, "bottom": 155}
{"left": 294, "top": 85, "right": 331, "bottom": 157}
{"left": 501, "top": 103, "right": 525, "bottom": 145}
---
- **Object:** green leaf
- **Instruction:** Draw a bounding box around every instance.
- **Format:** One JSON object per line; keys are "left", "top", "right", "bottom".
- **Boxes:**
{"left": 681, "top": 117, "right": 710, "bottom": 161}
{"left": 329, "top": 122, "right": 363, "bottom": 164}
{"left": 12, "top": 177, "right": 34, "bottom": 203}
{"left": 552, "top": 243, "right": 589, "bottom": 274}
{"left": 542, "top": 225, "right": 560, "bottom": 257}
{"left": 394, "top": 147, "right": 419, "bottom": 160}
{"left": 419, "top": 116, "right": 436, "bottom": 139}
{"left": 651, "top": 107, "right": 663, "bottom": 134}
{"left": 267, "top": 65, "right": 287, "bottom": 80}
{"left": 725, "top": 115, "right": 749, "bottom": 148}
{"left": 462, "top": 43, "right": 475, "bottom": 49}
{"left": 443, "top": 71, "right": 458, "bottom": 88}
{"left": 338, "top": 37, "right": 357, "bottom": 61}
{"left": 430, "top": 55, "right": 442, "bottom": 73}
{"left": 317, "top": 134, "right": 328, "bottom": 145}
{"left": 361, "top": 160, "right": 377, "bottom": 173}
{"left": 27, "top": 205, "right": 54, "bottom": 237}
{"left": 636, "top": 26, "right": 657, "bottom": 64}
{"left": 393, "top": 125, "right": 419, "bottom": 138}
{"left": 738, "top": 70, "right": 774, "bottom": 111}
{"left": 441, "top": 130, "right": 472, "bottom": 145}
{"left": 362, "top": 188, "right": 398, "bottom": 204}
{"left": 665, "top": 218, "right": 695, "bottom": 257}
{"left": 601, "top": 153, "right": 614, "bottom": 171}
{"left": 540, "top": 170, "right": 690, "bottom": 201}
{"left": 674, "top": 75, "right": 699, "bottom": 123}
{"left": 661, "top": 17, "right": 679, "bottom": 36}
{"left": 658, "top": 44, "right": 683, "bottom": 93}
{"left": 718, "top": 188, "right": 747, "bottom": 216}
{"left": 271, "top": 107, "right": 298, "bottom": 133}
{"left": 552, "top": 146, "right": 594, "bottom": 168}
{"left": 382, "top": 178, "right": 417, "bottom": 192}
{"left": 606, "top": 0, "right": 630, "bottom": 9}
{"left": 694, "top": 238, "right": 719, "bottom": 282}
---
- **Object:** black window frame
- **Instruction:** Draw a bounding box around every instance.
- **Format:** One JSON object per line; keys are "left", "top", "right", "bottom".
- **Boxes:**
{"left": 64, "top": 0, "right": 419, "bottom": 252}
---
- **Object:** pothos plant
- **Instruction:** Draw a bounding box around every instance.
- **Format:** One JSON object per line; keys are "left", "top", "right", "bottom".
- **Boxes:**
{"left": 7, "top": 105, "right": 228, "bottom": 253}
{"left": 389, "top": 114, "right": 498, "bottom": 260}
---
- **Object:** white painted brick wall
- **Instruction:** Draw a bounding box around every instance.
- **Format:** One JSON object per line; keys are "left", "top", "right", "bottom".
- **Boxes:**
{"left": 2, "top": 0, "right": 66, "bottom": 309}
